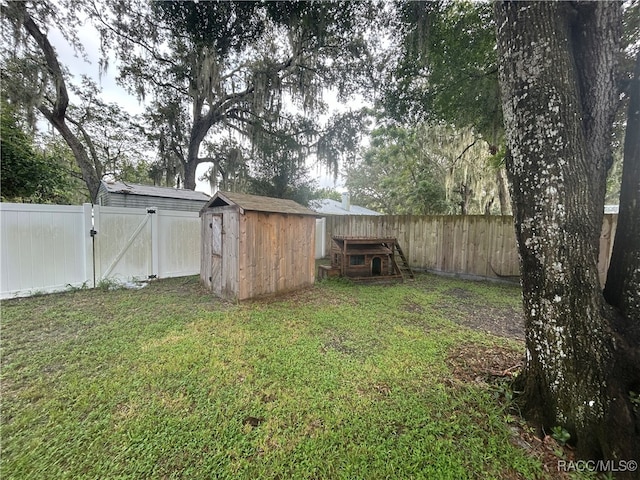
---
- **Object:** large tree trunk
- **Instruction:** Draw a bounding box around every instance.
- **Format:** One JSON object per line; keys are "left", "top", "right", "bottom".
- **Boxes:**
{"left": 183, "top": 156, "right": 199, "bottom": 191}
{"left": 495, "top": 1, "right": 639, "bottom": 468}
{"left": 496, "top": 166, "right": 511, "bottom": 215}
{"left": 604, "top": 52, "right": 640, "bottom": 320}
{"left": 183, "top": 109, "right": 223, "bottom": 190}
{"left": 39, "top": 108, "right": 102, "bottom": 203}
{"left": 14, "top": 2, "right": 102, "bottom": 202}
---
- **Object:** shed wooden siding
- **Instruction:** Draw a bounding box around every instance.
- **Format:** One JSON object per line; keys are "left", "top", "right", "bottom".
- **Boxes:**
{"left": 238, "top": 212, "right": 315, "bottom": 300}
{"left": 324, "top": 214, "right": 618, "bottom": 285}
{"left": 201, "top": 203, "right": 315, "bottom": 300}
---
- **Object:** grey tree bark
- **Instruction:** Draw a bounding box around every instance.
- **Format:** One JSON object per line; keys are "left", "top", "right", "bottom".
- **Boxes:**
{"left": 495, "top": 1, "right": 639, "bottom": 467}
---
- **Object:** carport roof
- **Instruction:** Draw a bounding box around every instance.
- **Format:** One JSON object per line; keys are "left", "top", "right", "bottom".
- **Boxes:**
{"left": 101, "top": 180, "right": 210, "bottom": 201}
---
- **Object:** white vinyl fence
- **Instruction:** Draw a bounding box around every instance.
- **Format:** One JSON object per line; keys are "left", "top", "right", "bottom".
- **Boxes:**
{"left": 0, "top": 203, "right": 201, "bottom": 299}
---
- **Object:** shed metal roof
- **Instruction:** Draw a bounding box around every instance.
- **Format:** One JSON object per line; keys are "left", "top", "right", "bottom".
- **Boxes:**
{"left": 202, "top": 191, "right": 318, "bottom": 216}
{"left": 101, "top": 180, "right": 211, "bottom": 202}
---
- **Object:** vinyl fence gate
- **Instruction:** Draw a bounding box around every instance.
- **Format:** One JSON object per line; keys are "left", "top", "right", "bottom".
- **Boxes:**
{"left": 0, "top": 203, "right": 201, "bottom": 299}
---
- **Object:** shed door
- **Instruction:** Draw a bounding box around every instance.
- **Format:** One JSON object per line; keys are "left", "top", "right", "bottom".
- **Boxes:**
{"left": 211, "top": 215, "right": 223, "bottom": 295}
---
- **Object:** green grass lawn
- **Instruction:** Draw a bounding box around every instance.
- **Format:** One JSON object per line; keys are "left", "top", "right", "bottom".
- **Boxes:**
{"left": 1, "top": 274, "right": 551, "bottom": 479}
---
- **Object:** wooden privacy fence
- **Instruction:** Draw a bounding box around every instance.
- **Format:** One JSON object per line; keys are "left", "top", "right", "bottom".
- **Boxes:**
{"left": 323, "top": 214, "right": 619, "bottom": 284}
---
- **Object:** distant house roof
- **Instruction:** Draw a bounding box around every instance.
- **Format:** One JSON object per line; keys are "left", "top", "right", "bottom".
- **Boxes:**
{"left": 309, "top": 198, "right": 383, "bottom": 216}
{"left": 101, "top": 180, "right": 210, "bottom": 202}
{"left": 604, "top": 205, "right": 619, "bottom": 214}
{"left": 202, "top": 191, "right": 318, "bottom": 216}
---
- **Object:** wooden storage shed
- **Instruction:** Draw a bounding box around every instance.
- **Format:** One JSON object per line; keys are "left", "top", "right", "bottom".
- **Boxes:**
{"left": 200, "top": 191, "right": 318, "bottom": 300}
{"left": 98, "top": 180, "right": 210, "bottom": 213}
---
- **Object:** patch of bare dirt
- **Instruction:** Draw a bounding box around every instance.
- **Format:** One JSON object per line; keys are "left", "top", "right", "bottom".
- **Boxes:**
{"left": 443, "top": 287, "right": 476, "bottom": 299}
{"left": 320, "top": 329, "right": 381, "bottom": 358}
{"left": 436, "top": 287, "right": 525, "bottom": 340}
{"left": 446, "top": 343, "right": 523, "bottom": 384}
{"left": 402, "top": 300, "right": 425, "bottom": 314}
{"left": 150, "top": 276, "right": 209, "bottom": 293}
{"left": 247, "top": 285, "right": 361, "bottom": 308}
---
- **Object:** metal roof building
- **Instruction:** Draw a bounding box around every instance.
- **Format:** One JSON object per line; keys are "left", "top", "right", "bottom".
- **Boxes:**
{"left": 97, "top": 180, "right": 210, "bottom": 213}
{"left": 309, "top": 193, "right": 382, "bottom": 216}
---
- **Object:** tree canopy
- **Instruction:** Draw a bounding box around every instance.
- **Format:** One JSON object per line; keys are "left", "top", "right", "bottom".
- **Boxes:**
{"left": 1, "top": 0, "right": 107, "bottom": 201}
{"left": 383, "top": 1, "right": 501, "bottom": 144}
{"left": 1, "top": 99, "right": 85, "bottom": 203}
{"left": 2, "top": 0, "right": 635, "bottom": 209}
{"left": 361, "top": 1, "right": 509, "bottom": 215}
{"left": 89, "top": 0, "right": 377, "bottom": 192}
{"left": 346, "top": 123, "right": 506, "bottom": 215}
{"left": 1, "top": 0, "right": 380, "bottom": 203}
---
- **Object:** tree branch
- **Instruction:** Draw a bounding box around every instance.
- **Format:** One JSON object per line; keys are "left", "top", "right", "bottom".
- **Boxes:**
{"left": 16, "top": 2, "right": 69, "bottom": 119}
{"left": 89, "top": 1, "right": 177, "bottom": 69}
{"left": 66, "top": 115, "right": 104, "bottom": 178}
{"left": 451, "top": 139, "right": 478, "bottom": 167}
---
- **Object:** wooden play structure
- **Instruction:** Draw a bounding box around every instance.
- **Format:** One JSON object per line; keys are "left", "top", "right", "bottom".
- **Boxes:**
{"left": 318, "top": 235, "right": 414, "bottom": 282}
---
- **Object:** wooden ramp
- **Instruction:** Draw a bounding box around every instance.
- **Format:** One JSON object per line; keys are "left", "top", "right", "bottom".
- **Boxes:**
{"left": 390, "top": 240, "right": 415, "bottom": 280}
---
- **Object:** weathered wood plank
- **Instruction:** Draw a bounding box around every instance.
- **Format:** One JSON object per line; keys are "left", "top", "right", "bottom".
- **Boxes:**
{"left": 597, "top": 214, "right": 617, "bottom": 286}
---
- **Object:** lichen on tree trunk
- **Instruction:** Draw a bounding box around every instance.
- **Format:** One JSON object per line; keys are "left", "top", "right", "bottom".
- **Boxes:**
{"left": 495, "top": 1, "right": 639, "bottom": 467}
